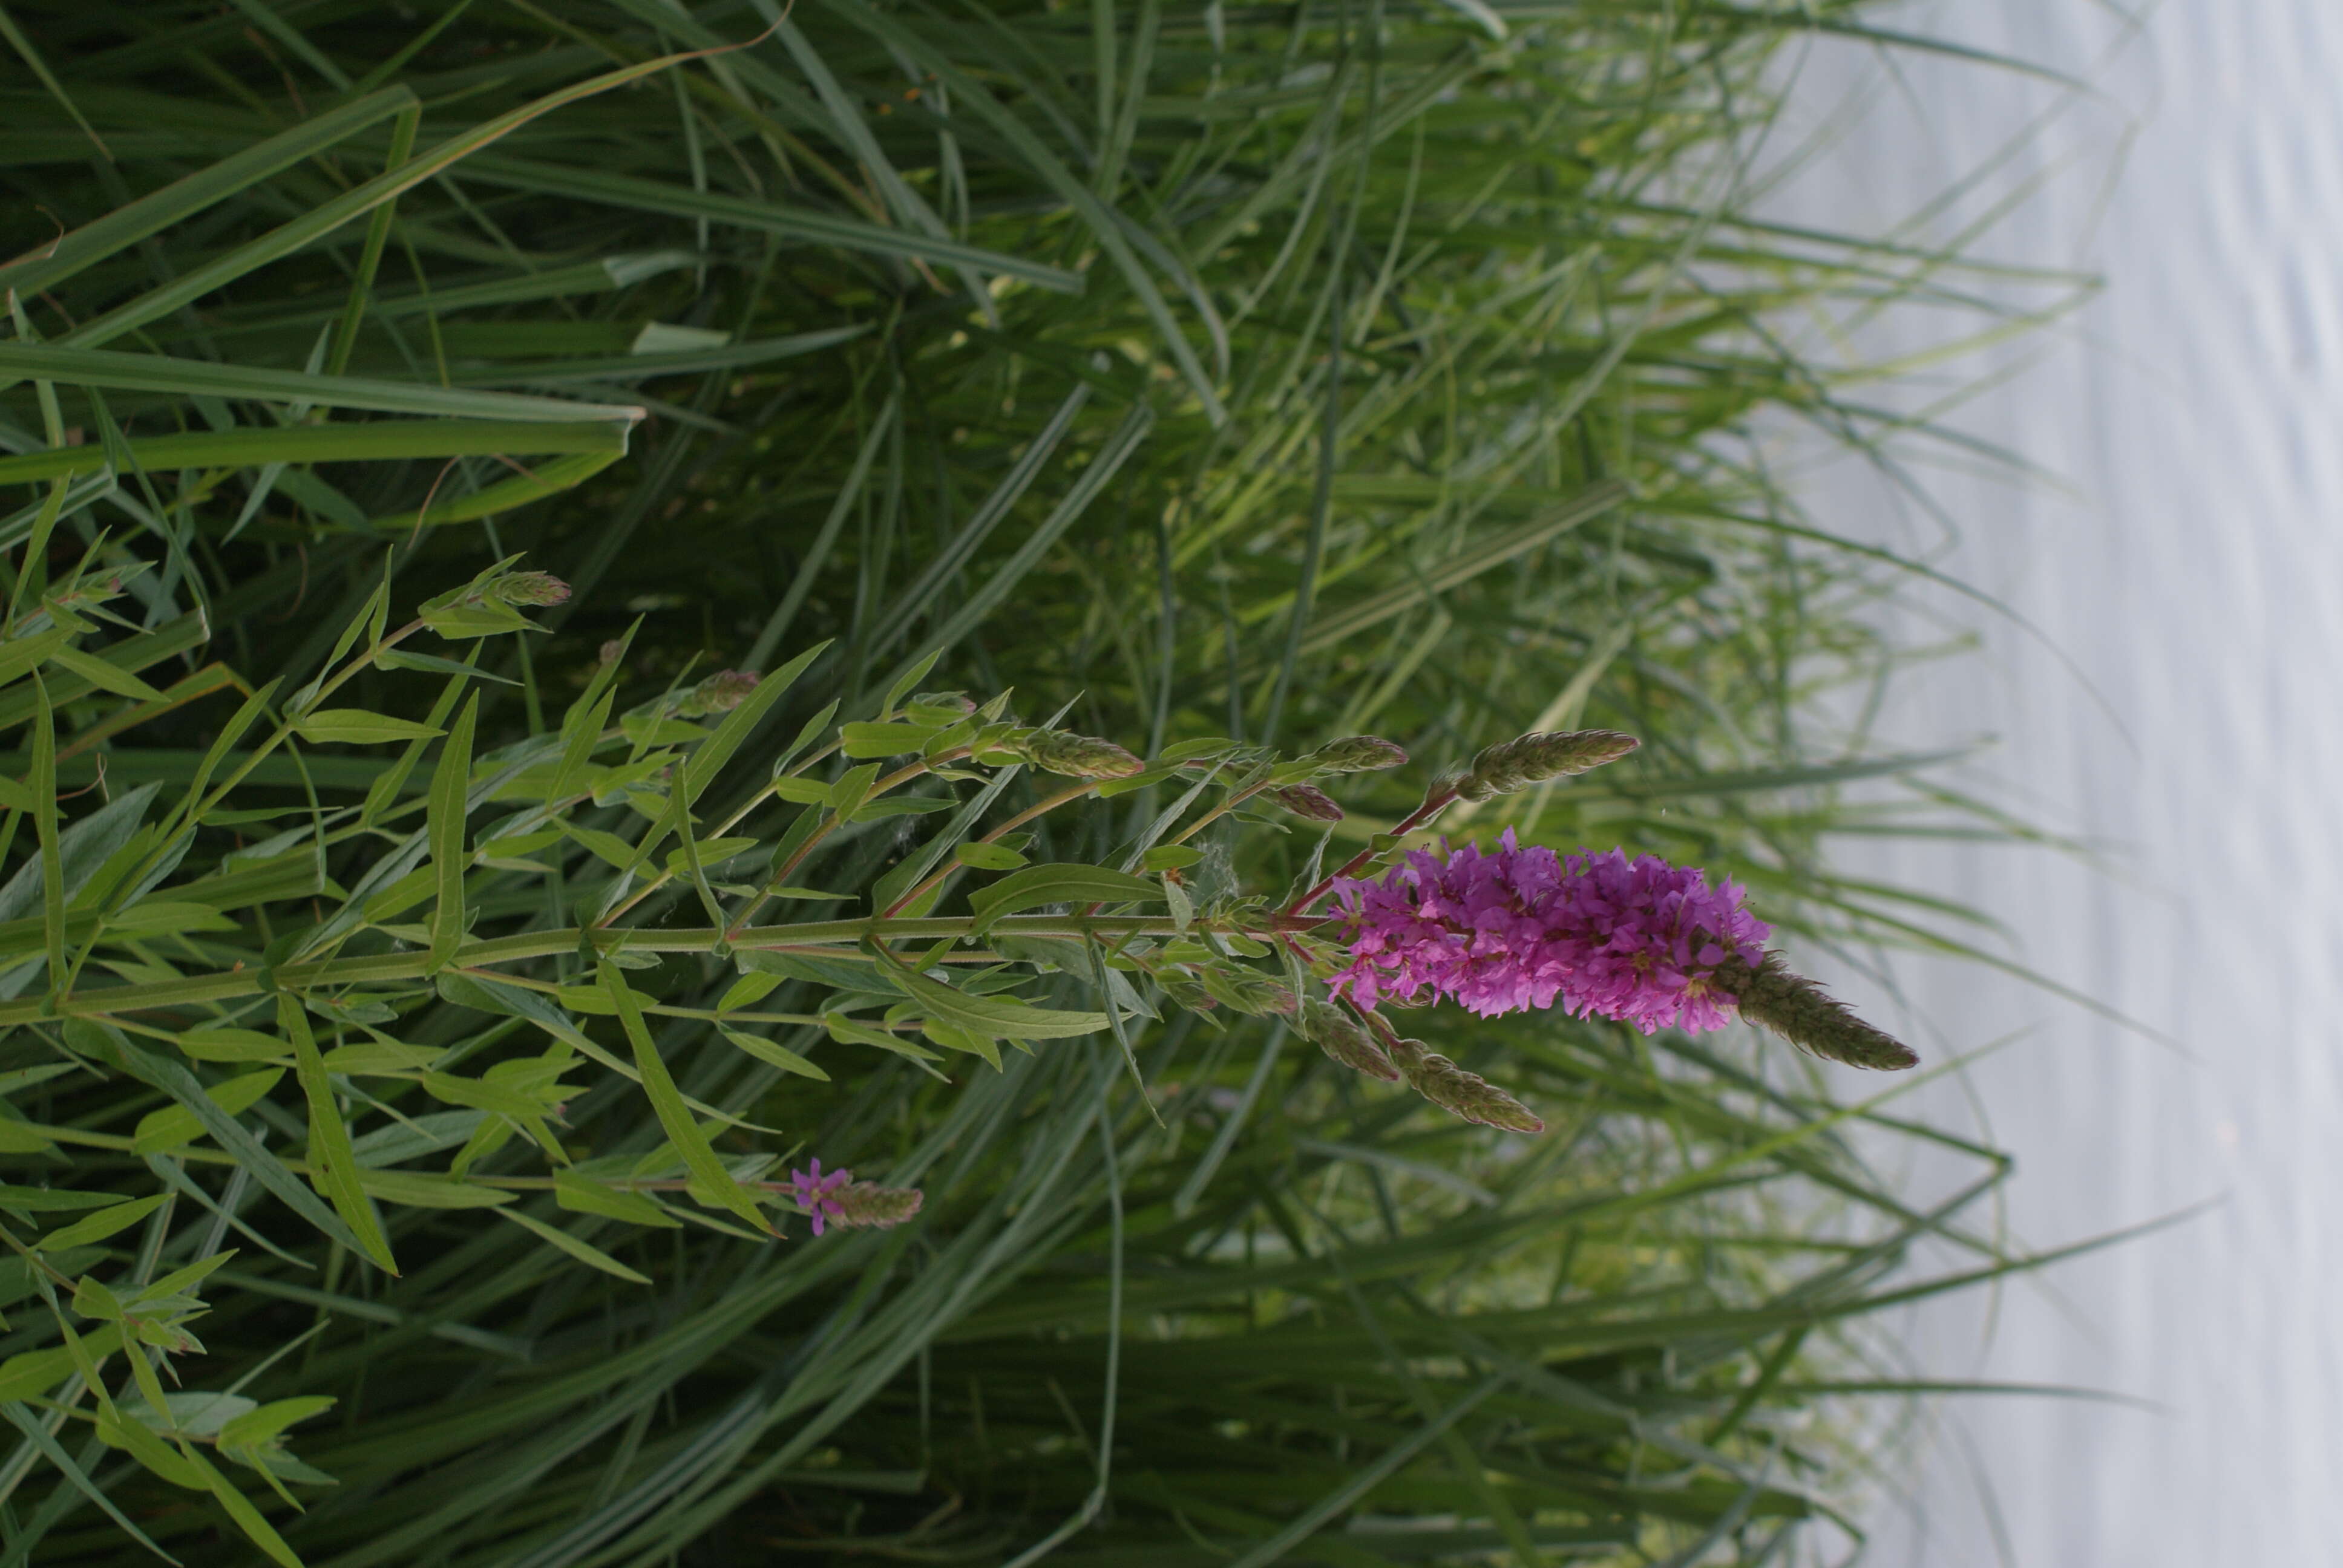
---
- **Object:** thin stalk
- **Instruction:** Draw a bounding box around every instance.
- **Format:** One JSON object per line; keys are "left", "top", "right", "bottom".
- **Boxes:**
{"left": 1286, "top": 785, "right": 1458, "bottom": 913}
{"left": 879, "top": 777, "right": 1100, "bottom": 918}
{"left": 717, "top": 747, "right": 973, "bottom": 938}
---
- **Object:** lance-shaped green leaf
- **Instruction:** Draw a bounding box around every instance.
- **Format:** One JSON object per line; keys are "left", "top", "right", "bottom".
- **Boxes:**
{"left": 716, "top": 1025, "right": 829, "bottom": 1081}
{"left": 293, "top": 708, "right": 445, "bottom": 746}
{"left": 0, "top": 343, "right": 644, "bottom": 425}
{"left": 966, "top": 861, "right": 1165, "bottom": 935}
{"left": 369, "top": 449, "right": 618, "bottom": 535}
{"left": 875, "top": 950, "right": 1109, "bottom": 1042}
{"left": 0, "top": 418, "right": 630, "bottom": 488}
{"left": 500, "top": 1206, "right": 652, "bottom": 1285}
{"left": 427, "top": 694, "right": 478, "bottom": 974}
{"left": 554, "top": 1170, "right": 681, "bottom": 1228}
{"left": 132, "top": 1067, "right": 283, "bottom": 1154}
{"left": 34, "top": 40, "right": 751, "bottom": 367}
{"left": 0, "top": 1184, "right": 124, "bottom": 1212}
{"left": 63, "top": 1021, "right": 373, "bottom": 1259}
{"left": 0, "top": 628, "right": 70, "bottom": 691}
{"left": 279, "top": 997, "right": 396, "bottom": 1275}
{"left": 0, "top": 87, "right": 419, "bottom": 299}
{"left": 0, "top": 1325, "right": 121, "bottom": 1405}
{"left": 683, "top": 638, "right": 830, "bottom": 809}
{"left": 216, "top": 1396, "right": 335, "bottom": 1460}
{"left": 596, "top": 958, "right": 770, "bottom": 1231}
{"left": 29, "top": 675, "right": 61, "bottom": 988}
{"left": 0, "top": 1397, "right": 172, "bottom": 1561}
{"left": 35, "top": 1195, "right": 165, "bottom": 1252}
{"left": 822, "top": 1013, "right": 950, "bottom": 1079}
{"left": 42, "top": 644, "right": 163, "bottom": 704}
{"left": 184, "top": 1443, "right": 303, "bottom": 1568}
{"left": 355, "top": 1170, "right": 514, "bottom": 1209}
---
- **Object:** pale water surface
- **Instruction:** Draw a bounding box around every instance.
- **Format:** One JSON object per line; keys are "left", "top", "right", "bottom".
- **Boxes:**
{"left": 1757, "top": 2, "right": 2343, "bottom": 1562}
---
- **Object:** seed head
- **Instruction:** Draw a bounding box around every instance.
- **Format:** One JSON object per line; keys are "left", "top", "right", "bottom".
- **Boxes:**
{"left": 1306, "top": 736, "right": 1409, "bottom": 774}
{"left": 1455, "top": 730, "right": 1639, "bottom": 803}
{"left": 1271, "top": 784, "right": 1345, "bottom": 822}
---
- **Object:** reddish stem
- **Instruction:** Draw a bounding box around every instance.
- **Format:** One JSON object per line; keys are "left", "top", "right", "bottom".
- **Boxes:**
{"left": 1285, "top": 785, "right": 1457, "bottom": 915}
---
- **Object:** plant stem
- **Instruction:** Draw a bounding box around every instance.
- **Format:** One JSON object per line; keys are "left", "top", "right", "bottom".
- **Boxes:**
{"left": 719, "top": 747, "right": 974, "bottom": 938}
{"left": 1286, "top": 785, "right": 1457, "bottom": 914}
{"left": 879, "top": 777, "right": 1099, "bottom": 918}
{"left": 8, "top": 913, "right": 1337, "bottom": 1029}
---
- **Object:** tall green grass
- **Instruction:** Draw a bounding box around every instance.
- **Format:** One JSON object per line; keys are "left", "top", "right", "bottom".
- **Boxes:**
{"left": 0, "top": 2, "right": 2101, "bottom": 1564}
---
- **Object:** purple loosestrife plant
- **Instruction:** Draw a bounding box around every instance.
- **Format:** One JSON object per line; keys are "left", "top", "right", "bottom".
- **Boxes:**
{"left": 1328, "top": 831, "right": 1769, "bottom": 1035}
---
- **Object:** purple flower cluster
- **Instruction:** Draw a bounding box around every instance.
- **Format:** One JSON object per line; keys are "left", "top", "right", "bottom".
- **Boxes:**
{"left": 1327, "top": 831, "right": 1769, "bottom": 1035}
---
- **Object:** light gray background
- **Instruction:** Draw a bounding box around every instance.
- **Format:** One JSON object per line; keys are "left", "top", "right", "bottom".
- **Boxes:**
{"left": 1751, "top": 2, "right": 2343, "bottom": 1562}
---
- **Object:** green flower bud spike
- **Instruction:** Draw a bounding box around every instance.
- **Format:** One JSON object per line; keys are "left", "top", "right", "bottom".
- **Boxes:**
{"left": 1456, "top": 729, "right": 1639, "bottom": 803}
{"left": 488, "top": 571, "right": 572, "bottom": 607}
{"left": 1306, "top": 736, "right": 1409, "bottom": 774}
{"left": 1382, "top": 1035, "right": 1545, "bottom": 1133}
{"left": 830, "top": 1181, "right": 925, "bottom": 1230}
{"left": 675, "top": 669, "right": 759, "bottom": 718}
{"left": 1271, "top": 783, "right": 1345, "bottom": 822}
{"left": 1297, "top": 999, "right": 1401, "bottom": 1080}
{"left": 1011, "top": 729, "right": 1146, "bottom": 780}
{"left": 1711, "top": 951, "right": 1919, "bottom": 1071}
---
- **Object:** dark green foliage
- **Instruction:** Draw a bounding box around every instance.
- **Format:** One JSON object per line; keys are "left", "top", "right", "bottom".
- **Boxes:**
{"left": 0, "top": 2, "right": 2097, "bottom": 1564}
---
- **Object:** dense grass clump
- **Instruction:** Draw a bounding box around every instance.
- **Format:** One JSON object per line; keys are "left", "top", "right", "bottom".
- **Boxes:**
{"left": 0, "top": 3, "right": 2088, "bottom": 1564}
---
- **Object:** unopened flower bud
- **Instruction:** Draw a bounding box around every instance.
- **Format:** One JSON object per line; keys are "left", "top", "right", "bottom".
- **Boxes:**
{"left": 1297, "top": 999, "right": 1400, "bottom": 1080}
{"left": 597, "top": 639, "right": 625, "bottom": 667}
{"left": 676, "top": 668, "right": 759, "bottom": 717}
{"left": 1270, "top": 784, "right": 1345, "bottom": 822}
{"left": 1011, "top": 729, "right": 1145, "bottom": 780}
{"left": 1306, "top": 736, "right": 1408, "bottom": 774}
{"left": 830, "top": 1181, "right": 924, "bottom": 1230}
{"left": 1382, "top": 1036, "right": 1544, "bottom": 1133}
{"left": 1455, "top": 730, "right": 1639, "bottom": 803}
{"left": 1709, "top": 950, "right": 1918, "bottom": 1071}
{"left": 488, "top": 571, "right": 572, "bottom": 608}
{"left": 908, "top": 691, "right": 978, "bottom": 715}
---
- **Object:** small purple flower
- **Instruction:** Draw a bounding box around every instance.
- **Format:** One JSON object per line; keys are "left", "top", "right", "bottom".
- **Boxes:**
{"left": 787, "top": 1158, "right": 852, "bottom": 1236}
{"left": 1328, "top": 831, "right": 1769, "bottom": 1036}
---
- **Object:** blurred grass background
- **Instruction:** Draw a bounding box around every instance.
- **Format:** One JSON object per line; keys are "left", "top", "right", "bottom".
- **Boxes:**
{"left": 0, "top": 1, "right": 2100, "bottom": 1562}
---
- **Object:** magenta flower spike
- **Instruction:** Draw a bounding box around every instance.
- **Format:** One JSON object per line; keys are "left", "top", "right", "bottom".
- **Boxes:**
{"left": 1327, "top": 830, "right": 1770, "bottom": 1036}
{"left": 788, "top": 1158, "right": 852, "bottom": 1236}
